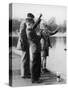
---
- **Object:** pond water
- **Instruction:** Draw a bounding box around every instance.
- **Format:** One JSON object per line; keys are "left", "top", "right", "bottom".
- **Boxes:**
{"left": 47, "top": 36, "right": 66, "bottom": 80}
{"left": 11, "top": 36, "right": 67, "bottom": 80}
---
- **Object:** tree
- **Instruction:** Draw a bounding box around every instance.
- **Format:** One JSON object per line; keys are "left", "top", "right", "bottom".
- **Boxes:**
{"left": 12, "top": 19, "right": 21, "bottom": 32}
{"left": 47, "top": 17, "right": 57, "bottom": 31}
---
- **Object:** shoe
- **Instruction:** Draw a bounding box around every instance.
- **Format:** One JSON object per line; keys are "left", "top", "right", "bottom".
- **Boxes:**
{"left": 26, "top": 75, "right": 31, "bottom": 79}
{"left": 32, "top": 79, "right": 42, "bottom": 83}
{"left": 21, "top": 75, "right": 31, "bottom": 79}
{"left": 42, "top": 68, "right": 49, "bottom": 73}
{"left": 21, "top": 76, "right": 26, "bottom": 79}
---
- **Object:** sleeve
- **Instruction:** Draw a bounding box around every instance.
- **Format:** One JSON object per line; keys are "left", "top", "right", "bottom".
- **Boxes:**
{"left": 19, "top": 21, "right": 26, "bottom": 41}
{"left": 17, "top": 21, "right": 26, "bottom": 50}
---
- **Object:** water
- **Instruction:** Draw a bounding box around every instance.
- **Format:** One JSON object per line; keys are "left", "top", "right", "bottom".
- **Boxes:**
{"left": 47, "top": 36, "right": 66, "bottom": 80}
{"left": 11, "top": 36, "right": 67, "bottom": 80}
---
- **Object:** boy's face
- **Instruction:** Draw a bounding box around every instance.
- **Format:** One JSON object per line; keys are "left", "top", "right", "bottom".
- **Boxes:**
{"left": 26, "top": 20, "right": 34, "bottom": 29}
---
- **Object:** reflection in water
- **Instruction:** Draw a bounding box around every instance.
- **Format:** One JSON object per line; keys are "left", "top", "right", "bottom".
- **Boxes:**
{"left": 47, "top": 37, "right": 66, "bottom": 80}
{"left": 50, "top": 37, "right": 56, "bottom": 48}
{"left": 50, "top": 37, "right": 66, "bottom": 47}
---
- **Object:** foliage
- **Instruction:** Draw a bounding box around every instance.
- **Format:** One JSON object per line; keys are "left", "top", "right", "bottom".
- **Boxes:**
{"left": 10, "top": 17, "right": 66, "bottom": 33}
